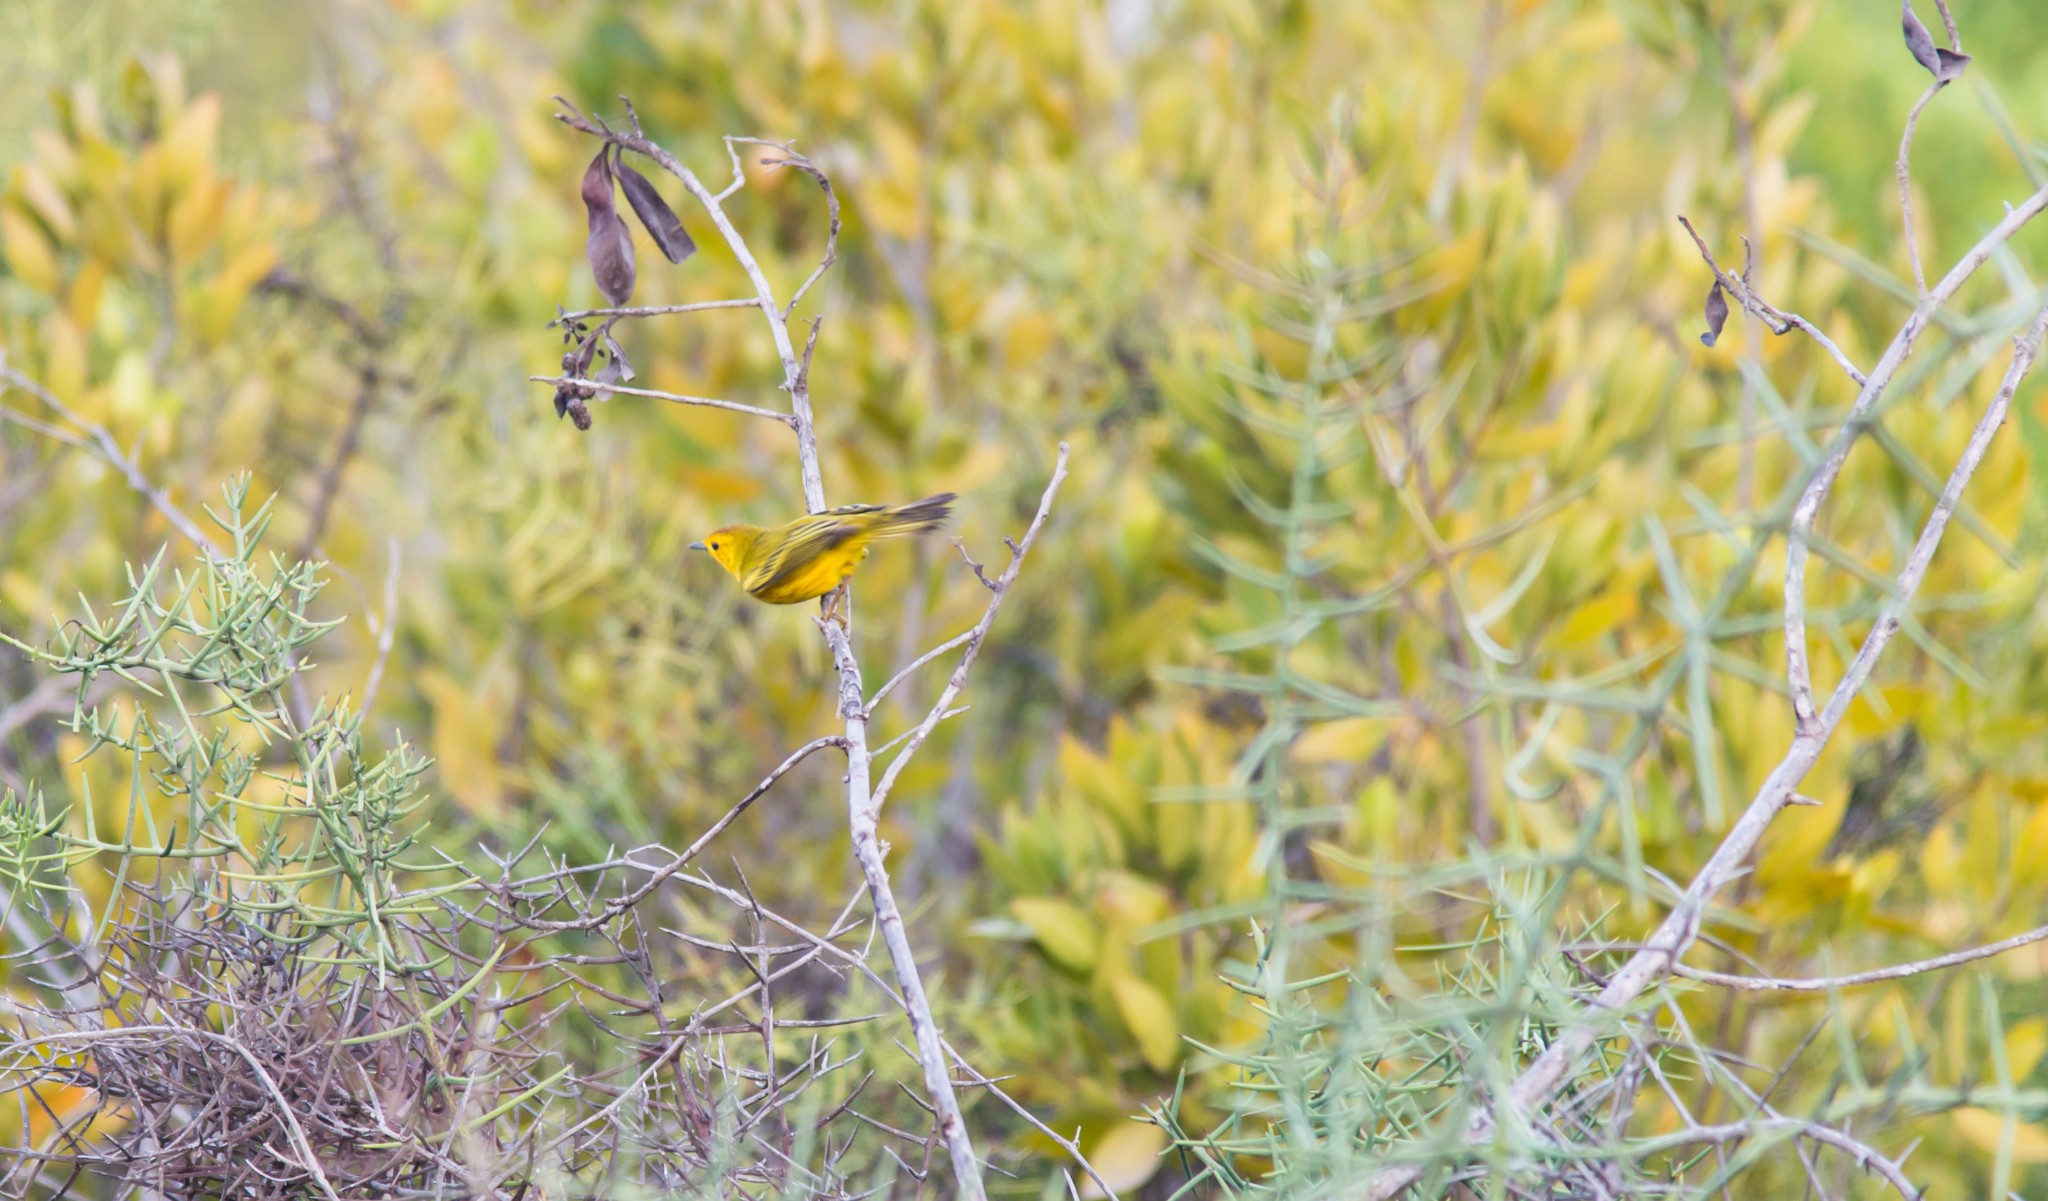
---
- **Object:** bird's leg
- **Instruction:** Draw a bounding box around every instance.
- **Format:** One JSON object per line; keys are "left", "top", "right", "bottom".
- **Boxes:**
{"left": 822, "top": 584, "right": 849, "bottom": 627}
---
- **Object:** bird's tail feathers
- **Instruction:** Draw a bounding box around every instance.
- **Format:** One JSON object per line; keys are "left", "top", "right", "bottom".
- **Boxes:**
{"left": 872, "top": 493, "right": 956, "bottom": 538}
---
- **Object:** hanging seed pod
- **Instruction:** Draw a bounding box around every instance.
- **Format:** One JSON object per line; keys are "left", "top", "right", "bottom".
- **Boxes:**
{"left": 1901, "top": 2, "right": 1970, "bottom": 82}
{"left": 581, "top": 146, "right": 636, "bottom": 306}
{"left": 1700, "top": 281, "right": 1730, "bottom": 348}
{"left": 615, "top": 155, "right": 697, "bottom": 264}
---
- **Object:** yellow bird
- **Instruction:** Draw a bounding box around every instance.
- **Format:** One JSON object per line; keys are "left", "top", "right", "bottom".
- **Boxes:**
{"left": 691, "top": 494, "right": 956, "bottom": 612}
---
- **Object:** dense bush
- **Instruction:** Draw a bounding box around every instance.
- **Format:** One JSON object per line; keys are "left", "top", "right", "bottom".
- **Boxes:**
{"left": 7, "top": 2, "right": 2048, "bottom": 1197}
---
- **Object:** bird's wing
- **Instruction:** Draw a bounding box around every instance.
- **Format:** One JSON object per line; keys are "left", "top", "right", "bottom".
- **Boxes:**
{"left": 743, "top": 518, "right": 864, "bottom": 596}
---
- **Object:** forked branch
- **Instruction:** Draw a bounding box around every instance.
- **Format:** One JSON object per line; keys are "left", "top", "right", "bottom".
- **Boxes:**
{"left": 546, "top": 95, "right": 1086, "bottom": 1201}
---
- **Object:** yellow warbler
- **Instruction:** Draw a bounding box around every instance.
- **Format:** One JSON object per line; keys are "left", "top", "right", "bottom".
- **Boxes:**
{"left": 691, "top": 494, "right": 956, "bottom": 611}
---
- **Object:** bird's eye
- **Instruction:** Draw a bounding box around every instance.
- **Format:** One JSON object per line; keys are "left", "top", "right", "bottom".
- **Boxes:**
{"left": 710, "top": 541, "right": 720, "bottom": 550}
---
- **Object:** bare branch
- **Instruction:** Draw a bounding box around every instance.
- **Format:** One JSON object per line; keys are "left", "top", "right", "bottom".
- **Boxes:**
{"left": 869, "top": 445, "right": 1070, "bottom": 813}
{"left": 1632, "top": 1118, "right": 1922, "bottom": 1199}
{"left": 511, "top": 736, "right": 846, "bottom": 934}
{"left": 1679, "top": 923, "right": 2048, "bottom": 992}
{"left": 720, "top": 138, "right": 841, "bottom": 320}
{"left": 0, "top": 367, "right": 222, "bottom": 558}
{"left": 551, "top": 298, "right": 762, "bottom": 324}
{"left": 360, "top": 537, "right": 401, "bottom": 717}
{"left": 1677, "top": 216, "right": 1868, "bottom": 387}
{"left": 866, "top": 631, "right": 974, "bottom": 714}
{"left": 526, "top": 375, "right": 794, "bottom": 424}
{"left": 1896, "top": 83, "right": 1944, "bottom": 298}
{"left": 1782, "top": 184, "right": 2048, "bottom": 738}
{"left": 552, "top": 101, "right": 827, "bottom": 510}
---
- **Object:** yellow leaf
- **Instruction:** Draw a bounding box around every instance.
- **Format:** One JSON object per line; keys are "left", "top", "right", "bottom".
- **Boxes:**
{"left": 1293, "top": 717, "right": 1391, "bottom": 766}
{"left": 2007, "top": 1018, "right": 2048, "bottom": 1081}
{"left": 1480, "top": 418, "right": 1564, "bottom": 460}
{"left": 1004, "top": 312, "right": 1057, "bottom": 367}
{"left": 420, "top": 668, "right": 509, "bottom": 818}
{"left": 1252, "top": 325, "right": 1308, "bottom": 378}
{"left": 166, "top": 176, "right": 228, "bottom": 266}
{"left": 1079, "top": 1120, "right": 1167, "bottom": 1200}
{"left": 1060, "top": 731, "right": 1145, "bottom": 839}
{"left": 1, "top": 570, "right": 54, "bottom": 620}
{"left": 42, "top": 315, "right": 88, "bottom": 404}
{"left": 1553, "top": 590, "right": 1639, "bottom": 648}
{"left": 1908, "top": 819, "right": 1957, "bottom": 893}
{"left": 191, "top": 241, "right": 280, "bottom": 343}
{"left": 1109, "top": 972, "right": 1181, "bottom": 1072}
{"left": 1951, "top": 1106, "right": 2048, "bottom": 1164}
{"left": 68, "top": 257, "right": 106, "bottom": 331}
{"left": 1847, "top": 848, "right": 1901, "bottom": 904}
{"left": 18, "top": 161, "right": 76, "bottom": 239}
{"left": 1010, "top": 897, "right": 1099, "bottom": 974}
{"left": 157, "top": 94, "right": 220, "bottom": 192}
{"left": 2, "top": 209, "right": 60, "bottom": 294}
{"left": 1092, "top": 872, "right": 1170, "bottom": 929}
{"left": 108, "top": 351, "right": 151, "bottom": 425}
{"left": 686, "top": 468, "right": 764, "bottom": 504}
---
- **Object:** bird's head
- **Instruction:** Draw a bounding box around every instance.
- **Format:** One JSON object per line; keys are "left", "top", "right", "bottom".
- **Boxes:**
{"left": 689, "top": 525, "right": 762, "bottom": 580}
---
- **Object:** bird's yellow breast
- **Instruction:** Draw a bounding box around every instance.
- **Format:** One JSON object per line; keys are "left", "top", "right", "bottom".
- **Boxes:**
{"left": 747, "top": 545, "right": 869, "bottom": 604}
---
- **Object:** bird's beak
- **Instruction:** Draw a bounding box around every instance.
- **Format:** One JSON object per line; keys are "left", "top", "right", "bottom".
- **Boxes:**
{"left": 688, "top": 541, "right": 706, "bottom": 551}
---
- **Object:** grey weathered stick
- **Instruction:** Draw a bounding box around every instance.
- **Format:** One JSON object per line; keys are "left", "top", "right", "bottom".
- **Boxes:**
{"left": 555, "top": 97, "right": 995, "bottom": 1200}
{"left": 867, "top": 630, "right": 974, "bottom": 713}
{"left": 1781, "top": 183, "right": 2048, "bottom": 739}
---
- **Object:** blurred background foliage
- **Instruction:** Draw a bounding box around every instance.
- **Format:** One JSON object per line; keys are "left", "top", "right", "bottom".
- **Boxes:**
{"left": 7, "top": 0, "right": 2048, "bottom": 1195}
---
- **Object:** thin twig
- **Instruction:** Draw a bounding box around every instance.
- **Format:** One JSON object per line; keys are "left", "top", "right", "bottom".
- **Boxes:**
{"left": 1629, "top": 1118, "right": 1921, "bottom": 1199}
{"left": 866, "top": 631, "right": 974, "bottom": 714}
{"left": 551, "top": 298, "right": 761, "bottom": 324}
{"left": 1781, "top": 186, "right": 2048, "bottom": 738}
{"left": 1896, "top": 84, "right": 1944, "bottom": 298}
{"left": 0, "top": 367, "right": 221, "bottom": 558}
{"left": 525, "top": 376, "right": 794, "bottom": 424}
{"left": 869, "top": 446, "right": 1070, "bottom": 813}
{"left": 1677, "top": 922, "right": 2048, "bottom": 992}
{"left": 360, "top": 537, "right": 401, "bottom": 717}
{"left": 1677, "top": 216, "right": 1868, "bottom": 387}
{"left": 509, "top": 736, "right": 845, "bottom": 933}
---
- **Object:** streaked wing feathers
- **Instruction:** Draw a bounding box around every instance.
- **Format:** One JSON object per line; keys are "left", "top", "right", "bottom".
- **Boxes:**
{"left": 743, "top": 518, "right": 862, "bottom": 596}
